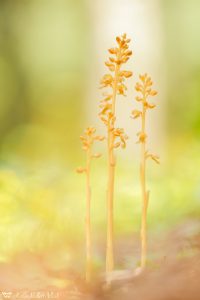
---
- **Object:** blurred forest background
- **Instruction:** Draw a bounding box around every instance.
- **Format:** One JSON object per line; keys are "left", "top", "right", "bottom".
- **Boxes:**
{"left": 0, "top": 0, "right": 200, "bottom": 273}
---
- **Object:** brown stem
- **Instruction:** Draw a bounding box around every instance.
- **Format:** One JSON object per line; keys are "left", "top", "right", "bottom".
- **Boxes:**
{"left": 106, "top": 63, "right": 120, "bottom": 274}
{"left": 140, "top": 162, "right": 149, "bottom": 268}
{"left": 106, "top": 129, "right": 115, "bottom": 273}
{"left": 86, "top": 148, "right": 91, "bottom": 282}
{"left": 140, "top": 102, "right": 149, "bottom": 269}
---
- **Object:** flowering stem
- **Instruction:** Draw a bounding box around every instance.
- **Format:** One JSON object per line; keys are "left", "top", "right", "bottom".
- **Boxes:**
{"left": 140, "top": 103, "right": 149, "bottom": 269}
{"left": 133, "top": 73, "right": 158, "bottom": 270}
{"left": 106, "top": 63, "right": 120, "bottom": 273}
{"left": 99, "top": 34, "right": 132, "bottom": 276}
{"left": 86, "top": 144, "right": 92, "bottom": 282}
{"left": 77, "top": 127, "right": 104, "bottom": 283}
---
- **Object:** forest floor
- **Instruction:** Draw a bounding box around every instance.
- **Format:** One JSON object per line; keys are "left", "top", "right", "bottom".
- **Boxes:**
{"left": 0, "top": 219, "right": 200, "bottom": 300}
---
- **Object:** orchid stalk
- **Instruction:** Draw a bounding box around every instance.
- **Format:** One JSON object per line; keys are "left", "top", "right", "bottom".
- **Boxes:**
{"left": 99, "top": 34, "right": 133, "bottom": 274}
{"left": 77, "top": 127, "right": 104, "bottom": 282}
{"left": 132, "top": 73, "right": 159, "bottom": 268}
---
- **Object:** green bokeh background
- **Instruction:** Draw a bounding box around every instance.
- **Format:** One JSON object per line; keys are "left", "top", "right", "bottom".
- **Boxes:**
{"left": 0, "top": 0, "right": 199, "bottom": 271}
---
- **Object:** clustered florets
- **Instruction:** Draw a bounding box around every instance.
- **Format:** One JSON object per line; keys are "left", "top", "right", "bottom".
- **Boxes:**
{"left": 132, "top": 73, "right": 159, "bottom": 164}
{"left": 76, "top": 127, "right": 105, "bottom": 173}
{"left": 99, "top": 33, "right": 133, "bottom": 150}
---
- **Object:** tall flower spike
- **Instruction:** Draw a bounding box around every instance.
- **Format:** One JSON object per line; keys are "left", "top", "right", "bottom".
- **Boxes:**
{"left": 99, "top": 34, "right": 133, "bottom": 276}
{"left": 132, "top": 73, "right": 159, "bottom": 269}
{"left": 76, "top": 127, "right": 104, "bottom": 283}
